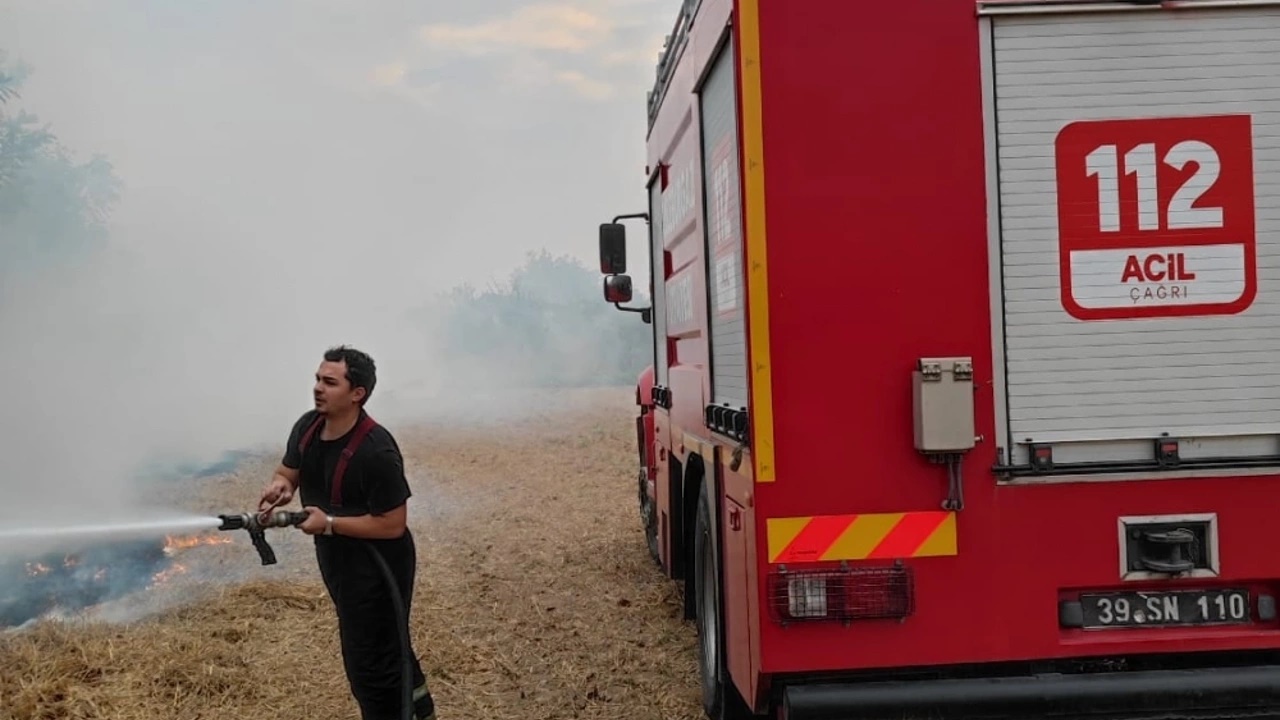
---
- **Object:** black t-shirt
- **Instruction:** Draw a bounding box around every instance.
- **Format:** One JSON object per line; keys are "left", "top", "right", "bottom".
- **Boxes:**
{"left": 281, "top": 409, "right": 413, "bottom": 522}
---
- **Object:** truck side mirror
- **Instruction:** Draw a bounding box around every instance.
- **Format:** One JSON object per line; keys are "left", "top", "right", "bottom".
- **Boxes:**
{"left": 604, "top": 274, "right": 633, "bottom": 304}
{"left": 599, "top": 223, "right": 627, "bottom": 274}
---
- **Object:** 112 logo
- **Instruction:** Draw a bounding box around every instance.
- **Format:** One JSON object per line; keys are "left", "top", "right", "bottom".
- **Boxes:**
{"left": 1053, "top": 114, "right": 1257, "bottom": 320}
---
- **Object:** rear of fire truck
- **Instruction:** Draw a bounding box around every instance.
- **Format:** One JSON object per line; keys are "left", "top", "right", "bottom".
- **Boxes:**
{"left": 601, "top": 0, "right": 1280, "bottom": 718}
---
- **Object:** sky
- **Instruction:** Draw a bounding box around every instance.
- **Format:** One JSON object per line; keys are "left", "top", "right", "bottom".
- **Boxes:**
{"left": 0, "top": 0, "right": 672, "bottom": 526}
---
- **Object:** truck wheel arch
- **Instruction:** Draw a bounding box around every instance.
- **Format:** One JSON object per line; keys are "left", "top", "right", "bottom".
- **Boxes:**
{"left": 666, "top": 455, "right": 684, "bottom": 582}
{"left": 692, "top": 454, "right": 758, "bottom": 719}
{"left": 681, "top": 453, "right": 708, "bottom": 621}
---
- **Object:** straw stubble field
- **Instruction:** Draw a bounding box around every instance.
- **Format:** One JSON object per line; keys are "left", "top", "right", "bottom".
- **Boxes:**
{"left": 0, "top": 387, "right": 705, "bottom": 720}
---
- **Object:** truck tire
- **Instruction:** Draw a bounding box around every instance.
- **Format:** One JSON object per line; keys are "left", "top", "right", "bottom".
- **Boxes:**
{"left": 694, "top": 480, "right": 756, "bottom": 720}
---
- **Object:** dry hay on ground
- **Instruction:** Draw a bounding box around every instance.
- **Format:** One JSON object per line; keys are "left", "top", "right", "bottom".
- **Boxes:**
{"left": 0, "top": 386, "right": 706, "bottom": 720}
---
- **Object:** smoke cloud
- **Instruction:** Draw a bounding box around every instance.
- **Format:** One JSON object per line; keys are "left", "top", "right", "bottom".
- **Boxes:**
{"left": 0, "top": 0, "right": 663, "bottom": 565}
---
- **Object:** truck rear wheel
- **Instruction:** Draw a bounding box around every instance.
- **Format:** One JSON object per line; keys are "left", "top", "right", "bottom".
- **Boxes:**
{"left": 694, "top": 480, "right": 756, "bottom": 720}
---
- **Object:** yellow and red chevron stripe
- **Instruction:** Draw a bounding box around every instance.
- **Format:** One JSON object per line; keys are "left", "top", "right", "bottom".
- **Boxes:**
{"left": 767, "top": 511, "right": 957, "bottom": 564}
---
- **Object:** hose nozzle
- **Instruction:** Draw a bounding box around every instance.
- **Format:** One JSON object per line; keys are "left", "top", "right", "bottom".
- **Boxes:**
{"left": 216, "top": 510, "right": 309, "bottom": 565}
{"left": 217, "top": 510, "right": 308, "bottom": 532}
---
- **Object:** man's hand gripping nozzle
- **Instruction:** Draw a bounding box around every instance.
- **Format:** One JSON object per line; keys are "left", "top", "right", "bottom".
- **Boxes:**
{"left": 216, "top": 509, "right": 309, "bottom": 566}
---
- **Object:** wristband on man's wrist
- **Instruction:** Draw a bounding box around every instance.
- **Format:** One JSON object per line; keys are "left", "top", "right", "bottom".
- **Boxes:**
{"left": 324, "top": 515, "right": 335, "bottom": 536}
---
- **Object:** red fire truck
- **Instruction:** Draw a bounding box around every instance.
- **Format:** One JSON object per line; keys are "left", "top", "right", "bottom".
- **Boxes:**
{"left": 597, "top": 0, "right": 1280, "bottom": 718}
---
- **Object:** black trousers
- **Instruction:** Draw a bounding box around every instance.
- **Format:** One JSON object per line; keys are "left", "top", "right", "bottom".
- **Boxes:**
{"left": 315, "top": 531, "right": 428, "bottom": 720}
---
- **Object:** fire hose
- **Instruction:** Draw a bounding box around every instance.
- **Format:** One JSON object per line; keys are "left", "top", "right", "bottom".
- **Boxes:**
{"left": 216, "top": 509, "right": 415, "bottom": 720}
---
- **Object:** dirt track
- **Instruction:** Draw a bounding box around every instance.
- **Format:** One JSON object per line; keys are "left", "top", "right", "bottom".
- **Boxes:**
{"left": 0, "top": 387, "right": 706, "bottom": 720}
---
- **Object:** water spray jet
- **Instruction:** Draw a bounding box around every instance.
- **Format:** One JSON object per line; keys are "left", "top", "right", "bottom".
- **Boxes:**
{"left": 0, "top": 516, "right": 223, "bottom": 553}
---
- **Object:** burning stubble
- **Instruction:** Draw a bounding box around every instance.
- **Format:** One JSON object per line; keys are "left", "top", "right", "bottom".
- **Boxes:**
{"left": 0, "top": 515, "right": 226, "bottom": 629}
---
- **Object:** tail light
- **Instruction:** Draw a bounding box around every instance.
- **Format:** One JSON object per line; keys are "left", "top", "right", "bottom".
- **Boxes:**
{"left": 766, "top": 563, "right": 915, "bottom": 624}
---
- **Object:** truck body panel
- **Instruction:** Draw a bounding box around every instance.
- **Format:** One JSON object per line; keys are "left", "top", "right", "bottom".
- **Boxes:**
{"left": 601, "top": 0, "right": 1280, "bottom": 717}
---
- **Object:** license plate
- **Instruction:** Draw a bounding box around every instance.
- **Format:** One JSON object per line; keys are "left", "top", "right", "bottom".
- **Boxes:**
{"left": 1079, "top": 588, "right": 1251, "bottom": 628}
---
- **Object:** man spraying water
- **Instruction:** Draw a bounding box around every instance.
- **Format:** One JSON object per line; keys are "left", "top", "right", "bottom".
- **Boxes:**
{"left": 258, "top": 345, "right": 436, "bottom": 720}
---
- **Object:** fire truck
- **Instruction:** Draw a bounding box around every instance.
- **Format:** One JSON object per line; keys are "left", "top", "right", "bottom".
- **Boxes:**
{"left": 596, "top": 0, "right": 1280, "bottom": 718}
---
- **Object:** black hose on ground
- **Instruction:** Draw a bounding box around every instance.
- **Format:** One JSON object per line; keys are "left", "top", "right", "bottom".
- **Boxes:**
{"left": 360, "top": 540, "right": 414, "bottom": 720}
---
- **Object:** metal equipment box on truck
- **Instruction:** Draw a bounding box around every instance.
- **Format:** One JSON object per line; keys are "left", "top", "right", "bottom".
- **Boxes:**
{"left": 596, "top": 0, "right": 1280, "bottom": 718}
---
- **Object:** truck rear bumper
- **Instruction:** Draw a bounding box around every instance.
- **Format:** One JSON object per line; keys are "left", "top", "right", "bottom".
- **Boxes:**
{"left": 781, "top": 663, "right": 1280, "bottom": 720}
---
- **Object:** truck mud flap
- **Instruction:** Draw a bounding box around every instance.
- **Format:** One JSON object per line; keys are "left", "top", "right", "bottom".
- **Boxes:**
{"left": 781, "top": 664, "right": 1280, "bottom": 720}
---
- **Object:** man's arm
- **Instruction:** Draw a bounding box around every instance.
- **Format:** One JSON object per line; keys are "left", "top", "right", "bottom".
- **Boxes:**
{"left": 259, "top": 413, "right": 311, "bottom": 512}
{"left": 276, "top": 463, "right": 301, "bottom": 490}
{"left": 259, "top": 463, "right": 302, "bottom": 513}
{"left": 327, "top": 503, "right": 407, "bottom": 540}
{"left": 301, "top": 445, "right": 412, "bottom": 540}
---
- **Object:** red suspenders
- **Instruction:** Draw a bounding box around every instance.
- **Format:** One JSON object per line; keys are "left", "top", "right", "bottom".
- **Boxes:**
{"left": 297, "top": 412, "right": 379, "bottom": 507}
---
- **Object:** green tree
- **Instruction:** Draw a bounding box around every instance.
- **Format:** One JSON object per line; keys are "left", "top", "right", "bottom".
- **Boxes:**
{"left": 436, "top": 249, "right": 653, "bottom": 389}
{"left": 0, "top": 50, "right": 123, "bottom": 277}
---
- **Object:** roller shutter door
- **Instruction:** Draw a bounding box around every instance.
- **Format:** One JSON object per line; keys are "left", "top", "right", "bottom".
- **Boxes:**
{"left": 982, "top": 0, "right": 1280, "bottom": 475}
{"left": 699, "top": 34, "right": 750, "bottom": 413}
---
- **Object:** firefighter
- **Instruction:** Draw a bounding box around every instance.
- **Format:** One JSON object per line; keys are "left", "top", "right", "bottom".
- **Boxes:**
{"left": 258, "top": 345, "right": 436, "bottom": 720}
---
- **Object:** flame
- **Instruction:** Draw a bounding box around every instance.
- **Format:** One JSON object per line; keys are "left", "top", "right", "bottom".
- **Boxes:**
{"left": 141, "top": 533, "right": 233, "bottom": 588}
{"left": 163, "top": 533, "right": 232, "bottom": 556}
{"left": 150, "top": 562, "right": 188, "bottom": 587}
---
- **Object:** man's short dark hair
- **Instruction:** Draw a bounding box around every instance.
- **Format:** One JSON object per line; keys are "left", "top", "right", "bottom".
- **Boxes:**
{"left": 324, "top": 345, "right": 377, "bottom": 404}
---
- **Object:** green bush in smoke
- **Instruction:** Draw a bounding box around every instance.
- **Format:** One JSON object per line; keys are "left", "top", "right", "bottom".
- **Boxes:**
{"left": 0, "top": 50, "right": 123, "bottom": 279}
{"left": 435, "top": 249, "right": 654, "bottom": 389}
